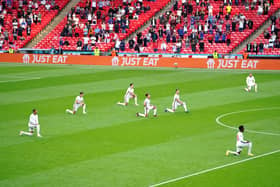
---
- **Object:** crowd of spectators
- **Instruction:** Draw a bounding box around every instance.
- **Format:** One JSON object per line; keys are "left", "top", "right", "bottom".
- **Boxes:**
{"left": 57, "top": 0, "right": 155, "bottom": 51}
{"left": 119, "top": 0, "right": 275, "bottom": 53}
{"left": 246, "top": 15, "right": 279, "bottom": 54}
{"left": 0, "top": 0, "right": 63, "bottom": 50}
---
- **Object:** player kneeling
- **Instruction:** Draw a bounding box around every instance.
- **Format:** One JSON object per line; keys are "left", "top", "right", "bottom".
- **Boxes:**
{"left": 117, "top": 83, "right": 139, "bottom": 106}
{"left": 245, "top": 73, "right": 258, "bottom": 92}
{"left": 165, "top": 89, "right": 189, "bottom": 113}
{"left": 19, "top": 109, "right": 42, "bottom": 137}
{"left": 136, "top": 93, "right": 157, "bottom": 118}
{"left": 226, "top": 125, "right": 254, "bottom": 156}
{"left": 66, "top": 92, "right": 87, "bottom": 114}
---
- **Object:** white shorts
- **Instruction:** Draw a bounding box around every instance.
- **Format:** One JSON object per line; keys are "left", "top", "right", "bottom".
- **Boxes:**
{"left": 144, "top": 105, "right": 155, "bottom": 115}
{"left": 73, "top": 103, "right": 82, "bottom": 111}
{"left": 247, "top": 83, "right": 256, "bottom": 90}
{"left": 236, "top": 141, "right": 252, "bottom": 152}
{"left": 28, "top": 123, "right": 37, "bottom": 132}
{"left": 172, "top": 101, "right": 185, "bottom": 110}
{"left": 124, "top": 94, "right": 133, "bottom": 103}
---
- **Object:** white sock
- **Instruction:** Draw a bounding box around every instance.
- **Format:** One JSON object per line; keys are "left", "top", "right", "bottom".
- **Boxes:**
{"left": 21, "top": 131, "right": 33, "bottom": 136}
{"left": 134, "top": 96, "right": 138, "bottom": 105}
{"left": 183, "top": 102, "right": 188, "bottom": 111}
{"left": 166, "top": 108, "right": 174, "bottom": 113}
{"left": 66, "top": 109, "right": 73, "bottom": 114}
{"left": 138, "top": 113, "right": 146, "bottom": 117}
{"left": 153, "top": 108, "right": 157, "bottom": 115}
{"left": 248, "top": 142, "right": 252, "bottom": 154}
{"left": 37, "top": 125, "right": 41, "bottom": 136}
{"left": 228, "top": 150, "right": 239, "bottom": 155}
{"left": 117, "top": 102, "right": 126, "bottom": 106}
{"left": 83, "top": 104, "right": 86, "bottom": 113}
{"left": 255, "top": 84, "right": 258, "bottom": 92}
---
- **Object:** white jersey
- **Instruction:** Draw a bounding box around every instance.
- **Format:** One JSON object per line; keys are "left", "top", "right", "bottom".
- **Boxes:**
{"left": 173, "top": 93, "right": 180, "bottom": 104}
{"left": 237, "top": 131, "right": 246, "bottom": 144}
{"left": 144, "top": 98, "right": 151, "bottom": 108}
{"left": 125, "top": 87, "right": 134, "bottom": 97}
{"left": 246, "top": 76, "right": 255, "bottom": 86}
{"left": 75, "top": 96, "right": 84, "bottom": 105}
{"left": 29, "top": 113, "right": 39, "bottom": 126}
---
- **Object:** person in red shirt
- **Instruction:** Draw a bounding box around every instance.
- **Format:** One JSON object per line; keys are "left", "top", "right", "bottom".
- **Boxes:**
{"left": 226, "top": 31, "right": 231, "bottom": 46}
{"left": 208, "top": 33, "right": 214, "bottom": 44}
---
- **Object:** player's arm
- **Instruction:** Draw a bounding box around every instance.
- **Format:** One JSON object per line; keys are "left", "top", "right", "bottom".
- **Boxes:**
{"left": 144, "top": 101, "right": 147, "bottom": 107}
{"left": 246, "top": 77, "right": 249, "bottom": 86}
{"left": 130, "top": 92, "right": 136, "bottom": 97}
{"left": 175, "top": 98, "right": 183, "bottom": 104}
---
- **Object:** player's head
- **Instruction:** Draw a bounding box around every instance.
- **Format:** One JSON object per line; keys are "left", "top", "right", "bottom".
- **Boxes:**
{"left": 145, "top": 93, "right": 150, "bottom": 98}
{"left": 32, "top": 109, "right": 37, "bottom": 114}
{"left": 238, "top": 125, "right": 245, "bottom": 132}
{"left": 130, "top": 83, "right": 134, "bottom": 88}
{"left": 80, "top": 91, "right": 84, "bottom": 96}
{"left": 249, "top": 73, "right": 252, "bottom": 77}
{"left": 175, "top": 89, "right": 180, "bottom": 94}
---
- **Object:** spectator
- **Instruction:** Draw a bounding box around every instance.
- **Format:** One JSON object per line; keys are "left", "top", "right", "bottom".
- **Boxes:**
{"left": 161, "top": 41, "right": 167, "bottom": 52}
{"left": 264, "top": 30, "right": 270, "bottom": 39}
{"left": 199, "top": 40, "right": 204, "bottom": 52}
{"left": 248, "top": 20, "right": 253, "bottom": 29}
{"left": 208, "top": 33, "right": 214, "bottom": 44}
{"left": 185, "top": 37, "right": 190, "bottom": 48}
{"left": 259, "top": 41, "right": 264, "bottom": 53}
{"left": 221, "top": 32, "right": 226, "bottom": 43}
{"left": 128, "top": 39, "right": 135, "bottom": 49}
{"left": 257, "top": 5, "right": 263, "bottom": 15}
{"left": 176, "top": 40, "right": 182, "bottom": 53}
{"left": 191, "top": 39, "right": 196, "bottom": 52}
{"left": 226, "top": 32, "right": 231, "bottom": 46}
{"left": 213, "top": 50, "right": 219, "bottom": 58}
{"left": 94, "top": 47, "right": 100, "bottom": 56}
{"left": 115, "top": 39, "right": 121, "bottom": 52}
{"left": 215, "top": 32, "right": 220, "bottom": 43}
{"left": 120, "top": 40, "right": 125, "bottom": 51}
{"left": 226, "top": 4, "right": 232, "bottom": 14}
{"left": 246, "top": 43, "right": 252, "bottom": 52}
{"left": 252, "top": 42, "right": 258, "bottom": 54}
{"left": 77, "top": 39, "right": 82, "bottom": 50}
{"left": 50, "top": 46, "right": 55, "bottom": 54}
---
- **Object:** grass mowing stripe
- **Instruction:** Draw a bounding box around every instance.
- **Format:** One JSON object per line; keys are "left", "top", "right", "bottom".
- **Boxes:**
{"left": 149, "top": 149, "right": 280, "bottom": 187}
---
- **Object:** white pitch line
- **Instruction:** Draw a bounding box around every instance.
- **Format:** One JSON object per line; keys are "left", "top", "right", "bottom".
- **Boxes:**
{"left": 216, "top": 107, "right": 280, "bottom": 136}
{"left": 0, "top": 77, "right": 41, "bottom": 83}
{"left": 149, "top": 149, "right": 280, "bottom": 187}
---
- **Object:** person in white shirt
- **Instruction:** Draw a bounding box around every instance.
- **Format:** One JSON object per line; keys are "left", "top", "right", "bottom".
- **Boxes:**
{"left": 66, "top": 92, "right": 87, "bottom": 114}
{"left": 165, "top": 89, "right": 189, "bottom": 113}
{"left": 117, "top": 83, "right": 138, "bottom": 106}
{"left": 136, "top": 93, "right": 157, "bottom": 118}
{"left": 226, "top": 125, "right": 254, "bottom": 156}
{"left": 245, "top": 73, "right": 258, "bottom": 92}
{"left": 19, "top": 109, "right": 42, "bottom": 137}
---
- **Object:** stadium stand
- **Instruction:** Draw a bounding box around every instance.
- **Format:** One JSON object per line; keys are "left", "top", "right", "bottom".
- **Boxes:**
{"left": 0, "top": 0, "right": 70, "bottom": 50}
{"left": 240, "top": 15, "right": 280, "bottom": 55}
{"left": 121, "top": 0, "right": 280, "bottom": 54}
{"left": 35, "top": 0, "right": 171, "bottom": 52}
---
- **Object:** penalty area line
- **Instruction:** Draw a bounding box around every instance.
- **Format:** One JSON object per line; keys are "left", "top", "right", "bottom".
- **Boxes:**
{"left": 149, "top": 149, "right": 280, "bottom": 187}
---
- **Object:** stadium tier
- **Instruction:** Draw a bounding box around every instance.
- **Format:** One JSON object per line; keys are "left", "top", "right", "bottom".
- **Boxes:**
{"left": 240, "top": 16, "right": 280, "bottom": 55}
{"left": 35, "top": 0, "right": 171, "bottom": 51}
{"left": 122, "top": 0, "right": 280, "bottom": 54}
{"left": 0, "top": 0, "right": 70, "bottom": 50}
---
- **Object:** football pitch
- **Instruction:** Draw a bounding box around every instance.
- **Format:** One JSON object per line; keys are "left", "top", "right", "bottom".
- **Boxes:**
{"left": 0, "top": 63, "right": 279, "bottom": 187}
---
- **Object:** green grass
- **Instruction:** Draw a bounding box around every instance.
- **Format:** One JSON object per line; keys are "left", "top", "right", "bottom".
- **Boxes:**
{"left": 0, "top": 63, "right": 279, "bottom": 187}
